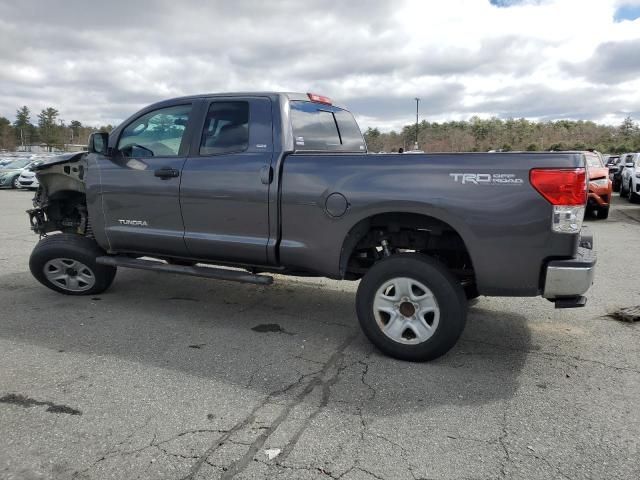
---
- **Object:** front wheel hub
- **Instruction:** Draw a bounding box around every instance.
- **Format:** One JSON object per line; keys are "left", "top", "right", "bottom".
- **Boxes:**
{"left": 43, "top": 258, "right": 96, "bottom": 292}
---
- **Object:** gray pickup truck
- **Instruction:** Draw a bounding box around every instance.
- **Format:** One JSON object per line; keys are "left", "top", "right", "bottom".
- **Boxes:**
{"left": 27, "top": 92, "right": 596, "bottom": 361}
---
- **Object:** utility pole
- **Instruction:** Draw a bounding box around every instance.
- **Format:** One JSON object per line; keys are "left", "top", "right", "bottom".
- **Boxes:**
{"left": 414, "top": 97, "right": 420, "bottom": 150}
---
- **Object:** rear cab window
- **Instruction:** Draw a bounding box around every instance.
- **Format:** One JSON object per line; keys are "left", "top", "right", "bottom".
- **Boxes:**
{"left": 290, "top": 101, "right": 366, "bottom": 152}
{"left": 585, "top": 153, "right": 603, "bottom": 168}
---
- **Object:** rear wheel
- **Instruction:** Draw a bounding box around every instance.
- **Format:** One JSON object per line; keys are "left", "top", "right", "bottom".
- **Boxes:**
{"left": 612, "top": 179, "right": 620, "bottom": 193}
{"left": 11, "top": 176, "right": 20, "bottom": 189}
{"left": 620, "top": 181, "right": 628, "bottom": 198}
{"left": 29, "top": 234, "right": 116, "bottom": 295}
{"left": 597, "top": 205, "right": 610, "bottom": 219}
{"left": 629, "top": 180, "right": 640, "bottom": 203}
{"left": 356, "top": 254, "right": 466, "bottom": 361}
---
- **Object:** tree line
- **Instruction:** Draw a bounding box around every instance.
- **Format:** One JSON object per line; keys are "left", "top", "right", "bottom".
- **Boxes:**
{"left": 2, "top": 104, "right": 639, "bottom": 155}
{"left": 0, "top": 106, "right": 113, "bottom": 152}
{"left": 364, "top": 116, "right": 640, "bottom": 154}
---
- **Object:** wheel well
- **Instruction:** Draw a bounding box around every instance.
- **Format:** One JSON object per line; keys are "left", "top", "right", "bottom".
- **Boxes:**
{"left": 340, "top": 213, "right": 475, "bottom": 286}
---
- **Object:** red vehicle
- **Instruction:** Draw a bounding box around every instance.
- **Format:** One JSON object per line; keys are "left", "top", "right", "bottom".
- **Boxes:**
{"left": 585, "top": 151, "right": 612, "bottom": 219}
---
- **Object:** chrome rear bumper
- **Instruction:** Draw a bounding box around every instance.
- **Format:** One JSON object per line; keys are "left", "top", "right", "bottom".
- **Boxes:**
{"left": 543, "top": 229, "right": 596, "bottom": 301}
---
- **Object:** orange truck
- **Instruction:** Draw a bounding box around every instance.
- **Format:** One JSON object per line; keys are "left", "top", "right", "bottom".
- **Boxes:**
{"left": 585, "top": 151, "right": 612, "bottom": 219}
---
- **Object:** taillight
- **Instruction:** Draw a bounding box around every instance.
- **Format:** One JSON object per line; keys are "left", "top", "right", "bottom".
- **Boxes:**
{"left": 530, "top": 168, "right": 586, "bottom": 205}
{"left": 530, "top": 168, "right": 587, "bottom": 234}
{"left": 307, "top": 93, "right": 333, "bottom": 105}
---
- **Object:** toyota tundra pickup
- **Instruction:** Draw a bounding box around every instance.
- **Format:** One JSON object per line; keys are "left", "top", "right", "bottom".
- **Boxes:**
{"left": 26, "top": 92, "right": 596, "bottom": 361}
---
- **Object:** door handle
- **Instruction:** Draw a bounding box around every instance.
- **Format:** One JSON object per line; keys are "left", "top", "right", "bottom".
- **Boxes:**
{"left": 260, "top": 165, "right": 273, "bottom": 185}
{"left": 154, "top": 167, "right": 180, "bottom": 179}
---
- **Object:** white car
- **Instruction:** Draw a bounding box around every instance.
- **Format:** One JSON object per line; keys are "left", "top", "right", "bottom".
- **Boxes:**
{"left": 620, "top": 152, "right": 640, "bottom": 202}
{"left": 18, "top": 168, "right": 40, "bottom": 190}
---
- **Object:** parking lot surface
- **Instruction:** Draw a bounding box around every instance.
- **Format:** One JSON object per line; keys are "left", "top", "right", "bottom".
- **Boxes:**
{"left": 1, "top": 189, "right": 639, "bottom": 480}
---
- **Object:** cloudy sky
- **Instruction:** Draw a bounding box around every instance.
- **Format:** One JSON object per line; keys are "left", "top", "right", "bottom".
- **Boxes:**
{"left": 1, "top": 0, "right": 639, "bottom": 131}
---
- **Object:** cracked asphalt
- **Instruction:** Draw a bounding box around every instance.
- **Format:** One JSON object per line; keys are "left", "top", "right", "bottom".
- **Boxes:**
{"left": 1, "top": 189, "right": 639, "bottom": 480}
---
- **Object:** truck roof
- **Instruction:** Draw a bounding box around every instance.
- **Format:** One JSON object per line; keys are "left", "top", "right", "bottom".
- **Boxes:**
{"left": 145, "top": 92, "right": 329, "bottom": 107}
{"left": 118, "top": 92, "right": 351, "bottom": 133}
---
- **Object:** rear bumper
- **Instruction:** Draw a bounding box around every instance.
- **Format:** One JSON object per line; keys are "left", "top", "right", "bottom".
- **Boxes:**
{"left": 542, "top": 229, "right": 596, "bottom": 300}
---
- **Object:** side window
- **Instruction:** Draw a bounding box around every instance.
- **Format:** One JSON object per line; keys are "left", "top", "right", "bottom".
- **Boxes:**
{"left": 118, "top": 105, "right": 191, "bottom": 157}
{"left": 200, "top": 102, "right": 249, "bottom": 155}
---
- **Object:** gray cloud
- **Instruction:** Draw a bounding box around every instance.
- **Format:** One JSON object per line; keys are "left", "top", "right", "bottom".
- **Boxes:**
{"left": 346, "top": 83, "right": 467, "bottom": 118}
{"left": 464, "top": 84, "right": 640, "bottom": 120}
{"left": 563, "top": 39, "right": 640, "bottom": 84}
{"left": 0, "top": 1, "right": 637, "bottom": 130}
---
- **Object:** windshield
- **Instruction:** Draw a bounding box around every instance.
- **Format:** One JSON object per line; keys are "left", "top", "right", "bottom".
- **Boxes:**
{"left": 4, "top": 159, "right": 30, "bottom": 169}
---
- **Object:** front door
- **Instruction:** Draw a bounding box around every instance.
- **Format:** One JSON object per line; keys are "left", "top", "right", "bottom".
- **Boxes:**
{"left": 98, "top": 103, "right": 194, "bottom": 257}
{"left": 180, "top": 97, "right": 274, "bottom": 264}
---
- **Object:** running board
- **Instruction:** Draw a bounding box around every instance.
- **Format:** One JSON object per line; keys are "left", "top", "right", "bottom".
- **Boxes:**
{"left": 96, "top": 256, "right": 273, "bottom": 285}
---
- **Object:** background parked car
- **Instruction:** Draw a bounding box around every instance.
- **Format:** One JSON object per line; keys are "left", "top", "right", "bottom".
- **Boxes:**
{"left": 605, "top": 155, "right": 623, "bottom": 191}
{"left": 17, "top": 163, "right": 41, "bottom": 190}
{"left": 620, "top": 152, "right": 640, "bottom": 203}
{"left": 0, "top": 159, "right": 32, "bottom": 189}
{"left": 585, "top": 151, "right": 612, "bottom": 218}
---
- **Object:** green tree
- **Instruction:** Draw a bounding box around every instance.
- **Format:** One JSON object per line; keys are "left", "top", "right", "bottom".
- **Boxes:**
{"left": 363, "top": 127, "right": 383, "bottom": 152}
{"left": 0, "top": 116, "right": 17, "bottom": 150}
{"left": 619, "top": 116, "right": 636, "bottom": 139}
{"left": 37, "top": 107, "right": 61, "bottom": 151}
{"left": 14, "top": 106, "right": 34, "bottom": 146}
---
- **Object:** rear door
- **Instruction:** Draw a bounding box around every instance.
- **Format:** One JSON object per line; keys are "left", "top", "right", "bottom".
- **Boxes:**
{"left": 99, "top": 103, "right": 195, "bottom": 256}
{"left": 180, "top": 97, "right": 274, "bottom": 264}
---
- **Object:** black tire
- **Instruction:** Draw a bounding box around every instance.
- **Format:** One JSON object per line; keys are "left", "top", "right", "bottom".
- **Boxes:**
{"left": 612, "top": 179, "right": 620, "bottom": 193}
{"left": 596, "top": 205, "right": 610, "bottom": 219}
{"left": 630, "top": 183, "right": 640, "bottom": 204}
{"left": 356, "top": 254, "right": 467, "bottom": 362}
{"left": 11, "top": 176, "right": 20, "bottom": 189}
{"left": 620, "top": 182, "right": 628, "bottom": 198}
{"left": 29, "top": 234, "right": 116, "bottom": 295}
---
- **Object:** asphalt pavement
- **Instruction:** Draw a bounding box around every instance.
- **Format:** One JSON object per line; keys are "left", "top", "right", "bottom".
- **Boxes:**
{"left": 1, "top": 189, "right": 639, "bottom": 480}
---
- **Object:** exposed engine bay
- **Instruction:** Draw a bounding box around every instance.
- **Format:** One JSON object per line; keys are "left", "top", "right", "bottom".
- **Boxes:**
{"left": 27, "top": 152, "right": 91, "bottom": 237}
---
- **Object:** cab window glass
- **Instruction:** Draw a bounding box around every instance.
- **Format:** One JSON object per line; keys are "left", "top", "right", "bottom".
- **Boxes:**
{"left": 200, "top": 102, "right": 249, "bottom": 155}
{"left": 586, "top": 154, "right": 602, "bottom": 168}
{"left": 290, "top": 101, "right": 365, "bottom": 152}
{"left": 118, "top": 105, "right": 191, "bottom": 157}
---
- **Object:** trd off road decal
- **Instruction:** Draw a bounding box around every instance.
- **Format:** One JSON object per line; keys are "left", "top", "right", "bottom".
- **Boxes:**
{"left": 449, "top": 173, "right": 524, "bottom": 185}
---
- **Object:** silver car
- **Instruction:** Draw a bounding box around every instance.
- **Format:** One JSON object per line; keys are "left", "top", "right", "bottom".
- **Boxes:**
{"left": 18, "top": 168, "right": 40, "bottom": 190}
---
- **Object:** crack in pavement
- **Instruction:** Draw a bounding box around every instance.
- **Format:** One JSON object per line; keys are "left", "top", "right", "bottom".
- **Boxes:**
{"left": 255, "top": 458, "right": 338, "bottom": 478}
{"left": 460, "top": 338, "right": 640, "bottom": 374}
{"left": 525, "top": 451, "right": 572, "bottom": 480}
{"left": 616, "top": 210, "right": 640, "bottom": 225}
{"left": 498, "top": 402, "right": 510, "bottom": 479}
{"left": 276, "top": 356, "right": 352, "bottom": 463}
{"left": 211, "top": 331, "right": 360, "bottom": 479}
{"left": 72, "top": 425, "right": 228, "bottom": 478}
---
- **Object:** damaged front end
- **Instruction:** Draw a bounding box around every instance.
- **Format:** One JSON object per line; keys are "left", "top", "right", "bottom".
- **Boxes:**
{"left": 27, "top": 152, "right": 91, "bottom": 237}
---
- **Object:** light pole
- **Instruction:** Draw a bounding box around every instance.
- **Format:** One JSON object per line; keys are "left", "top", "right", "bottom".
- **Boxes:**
{"left": 414, "top": 97, "right": 420, "bottom": 150}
